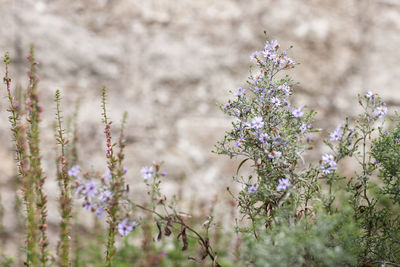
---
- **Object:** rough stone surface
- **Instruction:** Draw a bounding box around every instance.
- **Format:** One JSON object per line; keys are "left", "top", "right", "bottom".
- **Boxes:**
{"left": 1, "top": 0, "right": 400, "bottom": 257}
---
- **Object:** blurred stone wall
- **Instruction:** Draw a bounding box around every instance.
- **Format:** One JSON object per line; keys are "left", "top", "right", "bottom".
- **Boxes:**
{"left": 0, "top": 0, "right": 400, "bottom": 256}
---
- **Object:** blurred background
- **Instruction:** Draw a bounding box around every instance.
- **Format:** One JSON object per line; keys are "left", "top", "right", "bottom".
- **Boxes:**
{"left": 1, "top": 0, "right": 400, "bottom": 258}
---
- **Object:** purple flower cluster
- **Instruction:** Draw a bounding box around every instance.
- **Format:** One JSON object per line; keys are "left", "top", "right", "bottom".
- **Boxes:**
{"left": 70, "top": 165, "right": 137, "bottom": 236}
{"left": 250, "top": 40, "right": 295, "bottom": 69}
{"left": 74, "top": 173, "right": 110, "bottom": 218}
{"left": 320, "top": 154, "right": 337, "bottom": 174}
{"left": 364, "top": 91, "right": 387, "bottom": 120}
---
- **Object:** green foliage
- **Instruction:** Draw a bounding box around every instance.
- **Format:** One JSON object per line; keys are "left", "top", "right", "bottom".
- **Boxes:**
{"left": 244, "top": 206, "right": 362, "bottom": 267}
{"left": 373, "top": 125, "right": 400, "bottom": 204}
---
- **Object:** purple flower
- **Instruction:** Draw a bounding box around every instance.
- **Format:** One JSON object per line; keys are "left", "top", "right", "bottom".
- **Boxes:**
{"left": 321, "top": 154, "right": 337, "bottom": 174}
{"left": 98, "top": 190, "right": 112, "bottom": 203}
{"left": 141, "top": 166, "right": 153, "bottom": 180}
{"left": 76, "top": 184, "right": 85, "bottom": 195}
{"left": 322, "top": 154, "right": 335, "bottom": 162}
{"left": 284, "top": 56, "right": 295, "bottom": 68}
{"left": 95, "top": 206, "right": 104, "bottom": 218}
{"left": 123, "top": 167, "right": 128, "bottom": 174}
{"left": 270, "top": 97, "right": 281, "bottom": 107}
{"left": 161, "top": 172, "right": 167, "bottom": 177}
{"left": 259, "top": 133, "right": 269, "bottom": 143}
{"left": 252, "top": 71, "right": 263, "bottom": 84}
{"left": 68, "top": 165, "right": 80, "bottom": 177}
{"left": 277, "top": 178, "right": 290, "bottom": 191}
{"left": 248, "top": 185, "right": 258, "bottom": 194}
{"left": 265, "top": 40, "right": 280, "bottom": 51}
{"left": 365, "top": 90, "right": 375, "bottom": 99}
{"left": 277, "top": 84, "right": 290, "bottom": 95}
{"left": 82, "top": 200, "right": 92, "bottom": 210}
{"left": 268, "top": 150, "right": 282, "bottom": 159}
{"left": 250, "top": 51, "right": 259, "bottom": 61}
{"left": 262, "top": 49, "right": 275, "bottom": 59}
{"left": 85, "top": 181, "right": 98, "bottom": 197}
{"left": 300, "top": 123, "right": 308, "bottom": 132}
{"left": 251, "top": 116, "right": 264, "bottom": 129}
{"left": 292, "top": 108, "right": 304, "bottom": 118}
{"left": 330, "top": 126, "right": 342, "bottom": 141}
{"left": 253, "top": 87, "right": 265, "bottom": 98}
{"left": 224, "top": 103, "right": 233, "bottom": 110}
{"left": 118, "top": 219, "right": 137, "bottom": 236}
{"left": 374, "top": 106, "right": 387, "bottom": 119}
{"left": 234, "top": 87, "right": 245, "bottom": 97}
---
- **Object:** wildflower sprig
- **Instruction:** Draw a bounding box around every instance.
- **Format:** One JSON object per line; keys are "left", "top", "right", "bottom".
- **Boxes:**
{"left": 25, "top": 46, "right": 50, "bottom": 266}
{"left": 4, "top": 52, "right": 40, "bottom": 266}
{"left": 215, "top": 38, "right": 318, "bottom": 228}
{"left": 100, "top": 87, "right": 131, "bottom": 266}
{"left": 55, "top": 90, "right": 72, "bottom": 266}
{"left": 133, "top": 163, "right": 221, "bottom": 266}
{"left": 322, "top": 91, "right": 400, "bottom": 263}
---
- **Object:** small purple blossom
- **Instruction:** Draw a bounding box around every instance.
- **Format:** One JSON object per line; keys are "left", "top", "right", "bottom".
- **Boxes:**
{"left": 234, "top": 87, "right": 245, "bottom": 97}
{"left": 270, "top": 97, "right": 281, "bottom": 107}
{"left": 252, "top": 72, "right": 263, "bottom": 84}
{"left": 236, "top": 136, "right": 245, "bottom": 147}
{"left": 268, "top": 150, "right": 282, "bottom": 159}
{"left": 76, "top": 184, "right": 85, "bottom": 195}
{"left": 161, "top": 172, "right": 167, "bottom": 177}
{"left": 118, "top": 219, "right": 137, "bottom": 236}
{"left": 321, "top": 154, "right": 337, "bottom": 174}
{"left": 365, "top": 90, "right": 375, "bottom": 99}
{"left": 265, "top": 40, "right": 280, "bottom": 51}
{"left": 292, "top": 108, "right": 304, "bottom": 118}
{"left": 374, "top": 105, "right": 387, "bottom": 119}
{"left": 276, "top": 178, "right": 290, "bottom": 191}
{"left": 277, "top": 84, "right": 290, "bottom": 95}
{"left": 248, "top": 185, "right": 258, "bottom": 194}
{"left": 123, "top": 167, "right": 128, "bottom": 174}
{"left": 68, "top": 165, "right": 80, "bottom": 177}
{"left": 98, "top": 190, "right": 112, "bottom": 203}
{"left": 85, "top": 181, "right": 98, "bottom": 197}
{"left": 250, "top": 51, "right": 259, "bottom": 61}
{"left": 259, "top": 133, "right": 269, "bottom": 143}
{"left": 330, "top": 126, "right": 343, "bottom": 141}
{"left": 141, "top": 166, "right": 153, "bottom": 180}
{"left": 82, "top": 200, "right": 92, "bottom": 210}
{"left": 253, "top": 87, "right": 265, "bottom": 98}
{"left": 95, "top": 206, "right": 104, "bottom": 218}
{"left": 224, "top": 103, "right": 233, "bottom": 110}
{"left": 300, "top": 123, "right": 308, "bottom": 132}
{"left": 251, "top": 116, "right": 264, "bottom": 129}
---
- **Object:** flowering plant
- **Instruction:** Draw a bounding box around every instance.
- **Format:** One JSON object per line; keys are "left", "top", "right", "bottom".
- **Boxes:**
{"left": 3, "top": 36, "right": 400, "bottom": 267}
